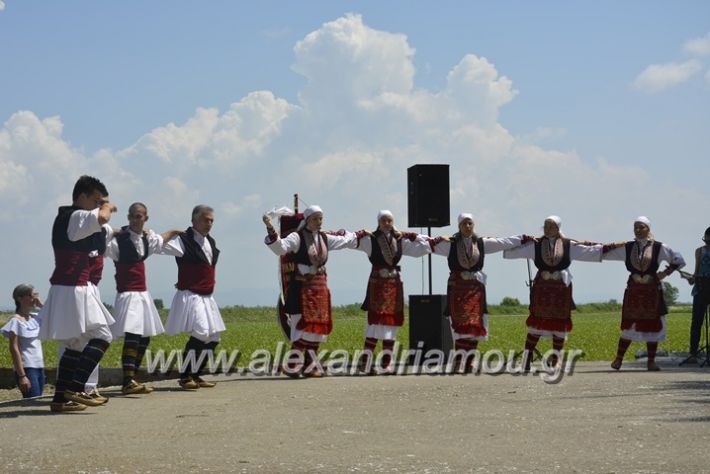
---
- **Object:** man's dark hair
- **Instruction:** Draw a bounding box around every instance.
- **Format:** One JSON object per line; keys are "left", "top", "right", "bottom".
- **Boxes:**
{"left": 72, "top": 175, "right": 108, "bottom": 202}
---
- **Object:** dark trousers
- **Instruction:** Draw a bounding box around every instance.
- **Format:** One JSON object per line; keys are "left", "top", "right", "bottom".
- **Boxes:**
{"left": 690, "top": 293, "right": 709, "bottom": 355}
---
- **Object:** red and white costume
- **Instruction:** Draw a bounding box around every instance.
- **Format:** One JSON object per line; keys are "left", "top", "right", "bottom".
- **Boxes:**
{"left": 162, "top": 227, "right": 224, "bottom": 343}
{"left": 105, "top": 227, "right": 165, "bottom": 338}
{"left": 504, "top": 232, "right": 602, "bottom": 340}
{"left": 39, "top": 206, "right": 114, "bottom": 351}
{"left": 354, "top": 227, "right": 430, "bottom": 341}
{"left": 265, "top": 215, "right": 357, "bottom": 344}
{"left": 432, "top": 231, "right": 527, "bottom": 342}
{"left": 603, "top": 237, "right": 685, "bottom": 342}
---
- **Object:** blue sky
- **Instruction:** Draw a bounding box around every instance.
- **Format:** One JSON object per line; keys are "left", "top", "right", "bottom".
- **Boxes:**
{"left": 1, "top": 1, "right": 709, "bottom": 309}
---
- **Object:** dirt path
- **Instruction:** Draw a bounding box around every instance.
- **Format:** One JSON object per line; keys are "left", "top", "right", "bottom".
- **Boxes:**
{"left": 0, "top": 360, "right": 708, "bottom": 473}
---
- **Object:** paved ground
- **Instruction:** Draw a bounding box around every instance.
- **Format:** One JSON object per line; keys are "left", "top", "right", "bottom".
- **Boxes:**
{"left": 0, "top": 359, "right": 708, "bottom": 473}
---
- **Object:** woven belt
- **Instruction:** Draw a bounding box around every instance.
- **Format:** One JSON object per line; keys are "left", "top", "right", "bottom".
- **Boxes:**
{"left": 631, "top": 274, "right": 653, "bottom": 284}
{"left": 377, "top": 268, "right": 399, "bottom": 278}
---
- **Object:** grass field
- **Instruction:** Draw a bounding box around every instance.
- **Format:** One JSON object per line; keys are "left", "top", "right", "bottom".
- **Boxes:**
{"left": 0, "top": 304, "right": 694, "bottom": 368}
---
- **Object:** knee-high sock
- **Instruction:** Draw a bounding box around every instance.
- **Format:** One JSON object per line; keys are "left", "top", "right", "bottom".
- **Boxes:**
{"left": 303, "top": 341, "right": 320, "bottom": 371}
{"left": 53, "top": 349, "right": 81, "bottom": 403}
{"left": 122, "top": 332, "right": 141, "bottom": 385}
{"left": 361, "top": 337, "right": 378, "bottom": 367}
{"left": 616, "top": 338, "right": 632, "bottom": 360}
{"left": 454, "top": 339, "right": 478, "bottom": 371}
{"left": 69, "top": 339, "right": 110, "bottom": 393}
{"left": 550, "top": 336, "right": 565, "bottom": 365}
{"left": 197, "top": 341, "right": 219, "bottom": 377}
{"left": 646, "top": 341, "right": 658, "bottom": 364}
{"left": 523, "top": 333, "right": 541, "bottom": 370}
{"left": 287, "top": 339, "right": 308, "bottom": 372}
{"left": 180, "top": 336, "right": 204, "bottom": 379}
{"left": 134, "top": 336, "right": 151, "bottom": 373}
{"left": 381, "top": 339, "right": 396, "bottom": 369}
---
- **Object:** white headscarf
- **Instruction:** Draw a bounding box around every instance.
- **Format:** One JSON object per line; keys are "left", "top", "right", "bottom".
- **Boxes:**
{"left": 544, "top": 215, "right": 565, "bottom": 238}
{"left": 377, "top": 209, "right": 394, "bottom": 221}
{"left": 457, "top": 213, "right": 474, "bottom": 225}
{"left": 297, "top": 205, "right": 324, "bottom": 231}
{"left": 634, "top": 216, "right": 651, "bottom": 229}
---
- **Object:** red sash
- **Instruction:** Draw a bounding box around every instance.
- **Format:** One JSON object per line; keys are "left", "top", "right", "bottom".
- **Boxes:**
{"left": 447, "top": 273, "right": 486, "bottom": 336}
{"left": 365, "top": 269, "right": 404, "bottom": 326}
{"left": 528, "top": 277, "right": 573, "bottom": 332}
{"left": 297, "top": 273, "right": 332, "bottom": 335}
{"left": 621, "top": 276, "right": 663, "bottom": 332}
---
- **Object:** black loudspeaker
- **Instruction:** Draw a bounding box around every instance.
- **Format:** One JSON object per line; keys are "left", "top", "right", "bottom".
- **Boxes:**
{"left": 409, "top": 294, "right": 452, "bottom": 354}
{"left": 407, "top": 164, "right": 450, "bottom": 228}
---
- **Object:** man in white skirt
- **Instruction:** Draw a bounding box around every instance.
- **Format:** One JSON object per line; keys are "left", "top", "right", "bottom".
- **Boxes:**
{"left": 105, "top": 202, "right": 182, "bottom": 394}
{"left": 39, "top": 175, "right": 117, "bottom": 412}
{"left": 162, "top": 205, "right": 224, "bottom": 390}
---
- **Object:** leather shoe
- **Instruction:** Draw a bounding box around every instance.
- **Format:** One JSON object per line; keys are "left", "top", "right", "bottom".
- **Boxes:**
{"left": 194, "top": 376, "right": 216, "bottom": 388}
{"left": 90, "top": 389, "right": 109, "bottom": 405}
{"left": 178, "top": 378, "right": 199, "bottom": 390}
{"left": 65, "top": 390, "right": 106, "bottom": 407}
{"left": 647, "top": 362, "right": 661, "bottom": 371}
{"left": 302, "top": 368, "right": 324, "bottom": 378}
{"left": 611, "top": 358, "right": 623, "bottom": 370}
{"left": 50, "top": 401, "right": 87, "bottom": 413}
{"left": 122, "top": 380, "right": 154, "bottom": 395}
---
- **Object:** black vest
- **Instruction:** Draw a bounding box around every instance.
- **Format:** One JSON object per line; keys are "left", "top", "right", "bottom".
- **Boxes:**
{"left": 368, "top": 230, "right": 403, "bottom": 267}
{"left": 116, "top": 227, "right": 150, "bottom": 263}
{"left": 51, "top": 205, "right": 104, "bottom": 253}
{"left": 447, "top": 235, "right": 485, "bottom": 272}
{"left": 295, "top": 230, "right": 328, "bottom": 267}
{"left": 175, "top": 227, "right": 220, "bottom": 267}
{"left": 624, "top": 240, "right": 662, "bottom": 275}
{"left": 534, "top": 238, "right": 571, "bottom": 272}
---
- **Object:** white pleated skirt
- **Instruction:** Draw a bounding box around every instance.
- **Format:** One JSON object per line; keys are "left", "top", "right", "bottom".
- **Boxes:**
{"left": 39, "top": 284, "right": 115, "bottom": 341}
{"left": 620, "top": 316, "right": 666, "bottom": 342}
{"left": 165, "top": 290, "right": 225, "bottom": 340}
{"left": 289, "top": 314, "right": 327, "bottom": 343}
{"left": 111, "top": 290, "right": 165, "bottom": 338}
{"left": 364, "top": 323, "right": 399, "bottom": 341}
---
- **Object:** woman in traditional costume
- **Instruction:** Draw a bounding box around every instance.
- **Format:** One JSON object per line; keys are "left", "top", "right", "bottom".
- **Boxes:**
{"left": 430, "top": 213, "right": 533, "bottom": 372}
{"left": 264, "top": 205, "right": 358, "bottom": 377}
{"left": 504, "top": 216, "right": 602, "bottom": 370}
{"left": 353, "top": 210, "right": 431, "bottom": 374}
{"left": 602, "top": 216, "right": 685, "bottom": 371}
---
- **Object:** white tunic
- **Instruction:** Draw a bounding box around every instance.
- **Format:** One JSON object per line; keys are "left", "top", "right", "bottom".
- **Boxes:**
{"left": 434, "top": 235, "right": 525, "bottom": 341}
{"left": 161, "top": 230, "right": 225, "bottom": 342}
{"left": 38, "top": 208, "right": 115, "bottom": 342}
{"left": 503, "top": 240, "right": 603, "bottom": 287}
{"left": 603, "top": 240, "right": 685, "bottom": 342}
{"left": 266, "top": 230, "right": 358, "bottom": 343}
{"left": 105, "top": 229, "right": 166, "bottom": 338}
{"left": 355, "top": 233, "right": 431, "bottom": 340}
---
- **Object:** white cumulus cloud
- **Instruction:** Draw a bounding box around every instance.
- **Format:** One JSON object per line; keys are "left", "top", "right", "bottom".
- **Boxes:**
{"left": 632, "top": 59, "right": 702, "bottom": 93}
{"left": 683, "top": 32, "right": 710, "bottom": 56}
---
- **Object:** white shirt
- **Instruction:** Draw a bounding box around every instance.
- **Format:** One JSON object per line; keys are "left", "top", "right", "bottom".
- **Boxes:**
{"left": 105, "top": 228, "right": 164, "bottom": 261}
{"left": 1, "top": 314, "right": 44, "bottom": 369}
{"left": 162, "top": 228, "right": 214, "bottom": 264}
{"left": 355, "top": 232, "right": 431, "bottom": 259}
{"left": 433, "top": 235, "right": 525, "bottom": 257}
{"left": 266, "top": 230, "right": 358, "bottom": 275}
{"left": 603, "top": 240, "right": 686, "bottom": 268}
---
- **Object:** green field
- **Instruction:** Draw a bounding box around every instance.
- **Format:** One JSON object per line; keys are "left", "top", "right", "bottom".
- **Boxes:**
{"left": 0, "top": 304, "right": 694, "bottom": 368}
